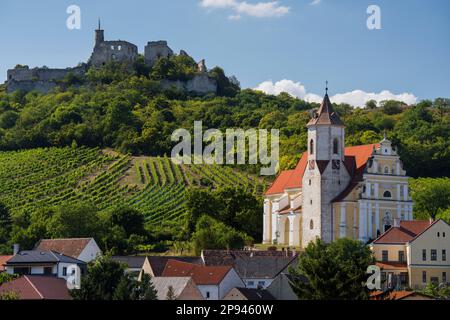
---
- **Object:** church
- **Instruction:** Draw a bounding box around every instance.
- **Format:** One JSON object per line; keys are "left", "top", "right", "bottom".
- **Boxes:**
{"left": 263, "top": 91, "right": 414, "bottom": 248}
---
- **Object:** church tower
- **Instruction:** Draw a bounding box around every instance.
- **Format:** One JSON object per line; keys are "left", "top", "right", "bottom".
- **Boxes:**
{"left": 301, "top": 85, "right": 350, "bottom": 246}
{"left": 95, "top": 19, "right": 104, "bottom": 47}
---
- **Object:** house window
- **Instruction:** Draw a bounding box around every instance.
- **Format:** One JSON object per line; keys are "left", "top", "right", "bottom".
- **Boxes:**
{"left": 206, "top": 292, "right": 210, "bottom": 299}
{"left": 382, "top": 250, "right": 388, "bottom": 262}
{"left": 44, "top": 267, "right": 53, "bottom": 275}
{"left": 310, "top": 139, "right": 314, "bottom": 155}
{"left": 431, "top": 249, "right": 437, "bottom": 261}
{"left": 422, "top": 271, "right": 427, "bottom": 283}
{"left": 443, "top": 272, "right": 447, "bottom": 284}
{"left": 257, "top": 281, "right": 265, "bottom": 288}
{"left": 310, "top": 219, "right": 314, "bottom": 230}
{"left": 63, "top": 267, "right": 67, "bottom": 276}
{"left": 398, "top": 251, "right": 405, "bottom": 263}
{"left": 333, "top": 138, "right": 339, "bottom": 154}
{"left": 422, "top": 249, "right": 426, "bottom": 261}
{"left": 443, "top": 249, "right": 447, "bottom": 261}
{"left": 383, "top": 191, "right": 391, "bottom": 198}
{"left": 13, "top": 267, "right": 30, "bottom": 275}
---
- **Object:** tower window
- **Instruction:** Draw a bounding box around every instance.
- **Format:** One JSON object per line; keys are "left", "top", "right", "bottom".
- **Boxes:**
{"left": 333, "top": 138, "right": 339, "bottom": 154}
{"left": 310, "top": 139, "right": 314, "bottom": 155}
{"left": 383, "top": 191, "right": 391, "bottom": 198}
{"left": 310, "top": 219, "right": 314, "bottom": 230}
{"left": 309, "top": 179, "right": 311, "bottom": 186}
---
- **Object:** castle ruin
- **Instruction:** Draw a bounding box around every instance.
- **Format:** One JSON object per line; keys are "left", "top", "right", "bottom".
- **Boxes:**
{"left": 5, "top": 21, "right": 217, "bottom": 95}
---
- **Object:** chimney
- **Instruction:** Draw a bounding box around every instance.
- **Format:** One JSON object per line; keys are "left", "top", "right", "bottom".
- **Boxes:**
{"left": 393, "top": 218, "right": 400, "bottom": 228}
{"left": 13, "top": 244, "right": 20, "bottom": 255}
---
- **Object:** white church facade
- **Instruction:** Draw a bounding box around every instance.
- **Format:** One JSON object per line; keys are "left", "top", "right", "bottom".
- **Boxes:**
{"left": 263, "top": 92, "right": 414, "bottom": 248}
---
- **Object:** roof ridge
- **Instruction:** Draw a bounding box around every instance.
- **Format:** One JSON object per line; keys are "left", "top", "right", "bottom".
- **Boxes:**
{"left": 408, "top": 219, "right": 441, "bottom": 244}
{"left": 24, "top": 276, "right": 44, "bottom": 299}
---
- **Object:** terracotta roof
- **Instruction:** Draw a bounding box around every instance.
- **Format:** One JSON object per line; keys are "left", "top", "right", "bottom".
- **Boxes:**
{"left": 375, "top": 261, "right": 408, "bottom": 270}
{"left": 370, "top": 290, "right": 433, "bottom": 300}
{"left": 307, "top": 93, "right": 345, "bottom": 126}
{"left": 147, "top": 256, "right": 203, "bottom": 277}
{"left": 34, "top": 238, "right": 93, "bottom": 259}
{"left": 266, "top": 144, "right": 379, "bottom": 197}
{"left": 0, "top": 255, "right": 13, "bottom": 272}
{"left": 0, "top": 276, "right": 71, "bottom": 300}
{"left": 372, "top": 220, "right": 434, "bottom": 244}
{"left": 202, "top": 250, "right": 298, "bottom": 279}
{"left": 162, "top": 259, "right": 233, "bottom": 285}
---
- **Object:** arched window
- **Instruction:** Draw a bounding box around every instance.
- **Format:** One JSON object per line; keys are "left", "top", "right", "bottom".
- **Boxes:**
{"left": 310, "top": 139, "right": 314, "bottom": 155}
{"left": 310, "top": 219, "right": 314, "bottom": 230}
{"left": 383, "top": 191, "right": 392, "bottom": 198}
{"left": 333, "top": 138, "right": 339, "bottom": 154}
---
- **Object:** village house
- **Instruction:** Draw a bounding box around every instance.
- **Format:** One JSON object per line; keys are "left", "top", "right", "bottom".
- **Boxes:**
{"left": 4, "top": 250, "right": 86, "bottom": 282}
{"left": 162, "top": 259, "right": 244, "bottom": 300}
{"left": 34, "top": 238, "right": 101, "bottom": 263}
{"left": 370, "top": 219, "right": 450, "bottom": 289}
{"left": 201, "top": 250, "right": 297, "bottom": 289}
{"left": 264, "top": 91, "right": 413, "bottom": 248}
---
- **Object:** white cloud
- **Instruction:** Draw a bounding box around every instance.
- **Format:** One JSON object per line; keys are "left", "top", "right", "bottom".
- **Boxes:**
{"left": 254, "top": 79, "right": 417, "bottom": 107}
{"left": 200, "top": 0, "right": 290, "bottom": 19}
{"left": 310, "top": 0, "right": 321, "bottom": 5}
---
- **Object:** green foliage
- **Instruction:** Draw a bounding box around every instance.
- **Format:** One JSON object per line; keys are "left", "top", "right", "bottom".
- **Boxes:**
{"left": 192, "top": 215, "right": 250, "bottom": 255}
{"left": 0, "top": 290, "right": 20, "bottom": 300}
{"left": 166, "top": 285, "right": 177, "bottom": 300}
{"left": 420, "top": 282, "right": 450, "bottom": 299}
{"left": 410, "top": 178, "right": 450, "bottom": 220}
{"left": 0, "top": 273, "right": 18, "bottom": 286}
{"left": 150, "top": 55, "right": 198, "bottom": 81}
{"left": 288, "top": 238, "right": 375, "bottom": 300}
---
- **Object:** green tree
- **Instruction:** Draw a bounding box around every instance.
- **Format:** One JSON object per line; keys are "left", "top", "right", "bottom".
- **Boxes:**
{"left": 410, "top": 178, "right": 450, "bottom": 220}
{"left": 166, "top": 285, "right": 177, "bottom": 300}
{"left": 289, "top": 238, "right": 374, "bottom": 300}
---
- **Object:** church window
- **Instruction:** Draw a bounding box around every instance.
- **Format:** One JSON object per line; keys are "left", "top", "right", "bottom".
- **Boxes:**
{"left": 310, "top": 219, "right": 314, "bottom": 230}
{"left": 310, "top": 139, "right": 314, "bottom": 155}
{"left": 310, "top": 199, "right": 313, "bottom": 205}
{"left": 384, "top": 166, "right": 389, "bottom": 174}
{"left": 377, "top": 165, "right": 382, "bottom": 173}
{"left": 309, "top": 179, "right": 311, "bottom": 186}
{"left": 333, "top": 138, "right": 339, "bottom": 154}
{"left": 383, "top": 191, "right": 391, "bottom": 198}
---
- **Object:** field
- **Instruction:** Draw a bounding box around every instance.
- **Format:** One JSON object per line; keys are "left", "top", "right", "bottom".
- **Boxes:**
{"left": 0, "top": 147, "right": 267, "bottom": 226}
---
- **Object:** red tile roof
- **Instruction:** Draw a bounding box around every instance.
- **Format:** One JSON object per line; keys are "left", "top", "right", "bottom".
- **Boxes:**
{"left": 265, "top": 144, "right": 379, "bottom": 196}
{"left": 162, "top": 259, "right": 233, "bottom": 285}
{"left": 370, "top": 290, "right": 427, "bottom": 300}
{"left": 34, "top": 238, "right": 92, "bottom": 259}
{"left": 376, "top": 261, "right": 408, "bottom": 270}
{"left": 372, "top": 220, "right": 435, "bottom": 244}
{"left": 0, "top": 255, "right": 12, "bottom": 272}
{"left": 0, "top": 276, "right": 71, "bottom": 300}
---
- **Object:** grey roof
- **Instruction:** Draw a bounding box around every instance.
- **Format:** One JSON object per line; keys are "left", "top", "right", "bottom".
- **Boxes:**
{"left": 233, "top": 287, "right": 275, "bottom": 300}
{"left": 112, "top": 256, "right": 147, "bottom": 269}
{"left": 150, "top": 277, "right": 193, "bottom": 300}
{"left": 6, "top": 250, "right": 85, "bottom": 265}
{"left": 202, "top": 250, "right": 298, "bottom": 279}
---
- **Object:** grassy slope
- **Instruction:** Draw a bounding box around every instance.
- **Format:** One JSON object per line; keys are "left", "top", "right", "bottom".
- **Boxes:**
{"left": 0, "top": 147, "right": 267, "bottom": 226}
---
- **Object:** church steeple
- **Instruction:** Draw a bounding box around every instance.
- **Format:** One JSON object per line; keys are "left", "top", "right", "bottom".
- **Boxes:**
{"left": 307, "top": 85, "right": 345, "bottom": 127}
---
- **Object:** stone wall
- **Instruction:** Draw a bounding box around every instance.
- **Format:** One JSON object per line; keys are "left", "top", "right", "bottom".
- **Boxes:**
{"left": 90, "top": 41, "right": 138, "bottom": 67}
{"left": 161, "top": 73, "right": 217, "bottom": 94}
{"left": 144, "top": 41, "right": 174, "bottom": 66}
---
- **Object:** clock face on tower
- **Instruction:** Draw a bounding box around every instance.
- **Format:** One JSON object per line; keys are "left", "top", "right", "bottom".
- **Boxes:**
{"left": 332, "top": 160, "right": 340, "bottom": 170}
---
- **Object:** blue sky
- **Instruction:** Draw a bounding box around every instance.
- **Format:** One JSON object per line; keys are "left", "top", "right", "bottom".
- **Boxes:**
{"left": 0, "top": 0, "right": 449, "bottom": 106}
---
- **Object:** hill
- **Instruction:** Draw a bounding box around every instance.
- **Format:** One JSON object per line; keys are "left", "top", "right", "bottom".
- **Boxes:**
{"left": 0, "top": 146, "right": 266, "bottom": 227}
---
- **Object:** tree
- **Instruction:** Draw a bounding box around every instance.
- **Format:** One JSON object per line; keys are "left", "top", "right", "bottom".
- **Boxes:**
{"left": 71, "top": 255, "right": 127, "bottom": 300}
{"left": 192, "top": 215, "right": 249, "bottom": 255}
{"left": 289, "top": 238, "right": 375, "bottom": 300}
{"left": 365, "top": 99, "right": 377, "bottom": 110}
{"left": 108, "top": 206, "right": 146, "bottom": 238}
{"left": 131, "top": 273, "right": 158, "bottom": 300}
{"left": 410, "top": 178, "right": 450, "bottom": 220}
{"left": 166, "top": 285, "right": 177, "bottom": 300}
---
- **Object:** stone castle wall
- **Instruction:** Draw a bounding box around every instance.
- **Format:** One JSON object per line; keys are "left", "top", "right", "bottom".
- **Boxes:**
{"left": 161, "top": 73, "right": 217, "bottom": 95}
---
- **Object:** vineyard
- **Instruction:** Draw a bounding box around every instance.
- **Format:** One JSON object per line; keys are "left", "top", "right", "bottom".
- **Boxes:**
{"left": 0, "top": 147, "right": 267, "bottom": 227}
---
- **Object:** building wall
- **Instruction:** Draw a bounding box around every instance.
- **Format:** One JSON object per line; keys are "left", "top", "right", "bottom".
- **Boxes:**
{"left": 243, "top": 278, "right": 274, "bottom": 289}
{"left": 222, "top": 288, "right": 248, "bottom": 300}
{"left": 409, "top": 266, "right": 450, "bottom": 289}
{"left": 198, "top": 284, "right": 219, "bottom": 300}
{"left": 371, "top": 244, "right": 407, "bottom": 262}
{"left": 78, "top": 239, "right": 102, "bottom": 262}
{"left": 90, "top": 41, "right": 138, "bottom": 67}
{"left": 144, "top": 41, "right": 174, "bottom": 66}
{"left": 219, "top": 269, "right": 245, "bottom": 300}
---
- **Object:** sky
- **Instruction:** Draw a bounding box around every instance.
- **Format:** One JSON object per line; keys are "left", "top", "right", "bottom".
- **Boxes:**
{"left": 0, "top": 0, "right": 449, "bottom": 106}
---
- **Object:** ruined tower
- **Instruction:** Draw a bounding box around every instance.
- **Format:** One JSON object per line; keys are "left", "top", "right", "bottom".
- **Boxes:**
{"left": 95, "top": 19, "right": 104, "bottom": 47}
